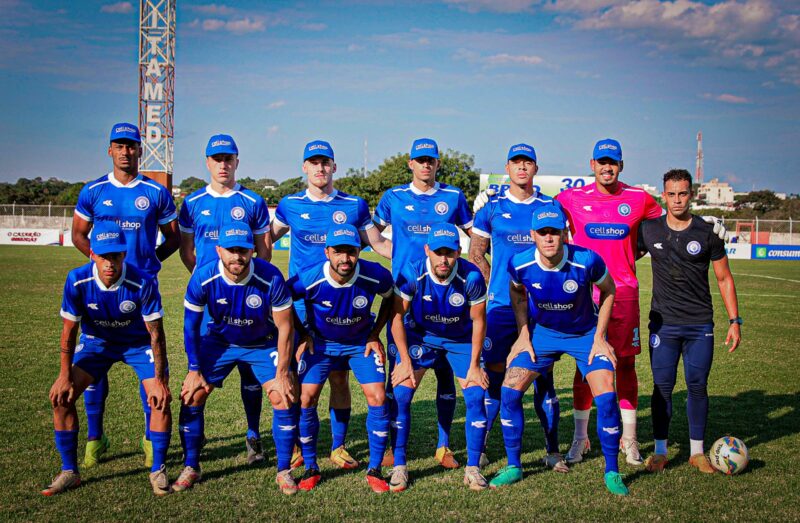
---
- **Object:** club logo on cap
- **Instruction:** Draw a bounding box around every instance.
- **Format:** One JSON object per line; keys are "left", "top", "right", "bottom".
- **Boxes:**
{"left": 434, "top": 229, "right": 456, "bottom": 238}
{"left": 332, "top": 211, "right": 346, "bottom": 224}
{"left": 246, "top": 294, "right": 263, "bottom": 309}
{"left": 230, "top": 207, "right": 245, "bottom": 220}
{"left": 435, "top": 202, "right": 449, "bottom": 215}
{"left": 449, "top": 293, "right": 465, "bottom": 307}
{"left": 226, "top": 228, "right": 249, "bottom": 237}
{"left": 119, "top": 300, "right": 137, "bottom": 313}
{"left": 353, "top": 295, "right": 369, "bottom": 309}
{"left": 686, "top": 241, "right": 701, "bottom": 255}
{"left": 135, "top": 196, "right": 150, "bottom": 211}
{"left": 563, "top": 280, "right": 578, "bottom": 293}
{"left": 618, "top": 203, "right": 631, "bottom": 216}
{"left": 512, "top": 145, "right": 532, "bottom": 153}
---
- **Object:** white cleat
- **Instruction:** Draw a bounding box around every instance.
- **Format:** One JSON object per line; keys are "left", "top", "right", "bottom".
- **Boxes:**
{"left": 463, "top": 466, "right": 488, "bottom": 491}
{"left": 565, "top": 438, "right": 591, "bottom": 464}
{"left": 620, "top": 437, "right": 644, "bottom": 466}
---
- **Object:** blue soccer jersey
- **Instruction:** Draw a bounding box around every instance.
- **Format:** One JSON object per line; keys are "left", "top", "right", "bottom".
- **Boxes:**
{"left": 472, "top": 190, "right": 559, "bottom": 311}
{"left": 508, "top": 244, "right": 608, "bottom": 335}
{"left": 395, "top": 257, "right": 487, "bottom": 350}
{"left": 60, "top": 262, "right": 163, "bottom": 345}
{"left": 75, "top": 173, "right": 177, "bottom": 278}
{"left": 374, "top": 182, "right": 472, "bottom": 278}
{"left": 289, "top": 259, "right": 393, "bottom": 354}
{"left": 274, "top": 190, "right": 373, "bottom": 277}
{"left": 178, "top": 183, "right": 271, "bottom": 268}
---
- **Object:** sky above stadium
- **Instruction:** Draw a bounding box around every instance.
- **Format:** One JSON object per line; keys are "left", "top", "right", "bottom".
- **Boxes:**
{"left": 1, "top": 0, "right": 798, "bottom": 193}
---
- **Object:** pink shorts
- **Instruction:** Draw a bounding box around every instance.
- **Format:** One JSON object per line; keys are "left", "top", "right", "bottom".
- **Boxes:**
{"left": 607, "top": 299, "right": 641, "bottom": 357}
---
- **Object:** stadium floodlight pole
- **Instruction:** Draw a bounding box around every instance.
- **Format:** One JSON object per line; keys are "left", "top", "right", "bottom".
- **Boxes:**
{"left": 138, "top": 0, "right": 176, "bottom": 190}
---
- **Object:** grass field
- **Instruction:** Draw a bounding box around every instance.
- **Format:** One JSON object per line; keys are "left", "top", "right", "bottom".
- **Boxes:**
{"left": 1, "top": 245, "right": 799, "bottom": 521}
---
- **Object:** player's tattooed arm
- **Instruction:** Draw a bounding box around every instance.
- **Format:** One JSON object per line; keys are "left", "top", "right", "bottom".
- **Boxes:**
{"left": 509, "top": 281, "right": 529, "bottom": 332}
{"left": 468, "top": 234, "right": 492, "bottom": 283}
{"left": 156, "top": 220, "right": 181, "bottom": 262}
{"left": 50, "top": 319, "right": 80, "bottom": 407}
{"left": 145, "top": 318, "right": 172, "bottom": 410}
{"left": 270, "top": 307, "right": 297, "bottom": 408}
{"left": 502, "top": 367, "right": 534, "bottom": 391}
{"left": 390, "top": 296, "right": 416, "bottom": 388}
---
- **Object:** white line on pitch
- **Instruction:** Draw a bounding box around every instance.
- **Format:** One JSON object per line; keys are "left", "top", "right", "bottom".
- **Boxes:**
{"left": 732, "top": 273, "right": 800, "bottom": 284}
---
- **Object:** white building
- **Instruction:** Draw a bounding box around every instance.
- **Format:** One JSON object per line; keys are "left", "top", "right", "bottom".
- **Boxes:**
{"left": 698, "top": 178, "right": 735, "bottom": 205}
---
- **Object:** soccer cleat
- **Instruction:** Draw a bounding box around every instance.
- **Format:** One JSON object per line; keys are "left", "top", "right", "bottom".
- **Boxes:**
{"left": 542, "top": 453, "right": 570, "bottom": 473}
{"left": 689, "top": 453, "right": 716, "bottom": 474}
{"left": 435, "top": 446, "right": 459, "bottom": 469}
{"left": 479, "top": 452, "right": 489, "bottom": 468}
{"left": 620, "top": 437, "right": 644, "bottom": 466}
{"left": 489, "top": 465, "right": 522, "bottom": 489}
{"left": 83, "top": 434, "right": 110, "bottom": 468}
{"left": 246, "top": 437, "right": 265, "bottom": 465}
{"left": 645, "top": 454, "right": 669, "bottom": 472}
{"left": 463, "top": 466, "right": 488, "bottom": 491}
{"left": 149, "top": 465, "right": 171, "bottom": 496}
{"left": 389, "top": 465, "right": 408, "bottom": 492}
{"left": 330, "top": 445, "right": 359, "bottom": 470}
{"left": 141, "top": 436, "right": 153, "bottom": 469}
{"left": 41, "top": 470, "right": 81, "bottom": 496}
{"left": 381, "top": 448, "right": 394, "bottom": 468}
{"left": 565, "top": 438, "right": 591, "bottom": 464}
{"left": 276, "top": 469, "right": 298, "bottom": 495}
{"left": 366, "top": 468, "right": 389, "bottom": 493}
{"left": 604, "top": 471, "right": 629, "bottom": 496}
{"left": 171, "top": 466, "right": 201, "bottom": 492}
{"left": 290, "top": 445, "right": 304, "bottom": 470}
{"left": 298, "top": 468, "right": 322, "bottom": 491}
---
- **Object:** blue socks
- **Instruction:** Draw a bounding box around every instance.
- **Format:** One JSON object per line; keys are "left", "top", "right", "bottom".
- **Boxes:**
{"left": 83, "top": 378, "right": 108, "bottom": 440}
{"left": 299, "top": 407, "right": 320, "bottom": 470}
{"left": 149, "top": 430, "right": 170, "bottom": 472}
{"left": 238, "top": 364, "right": 263, "bottom": 440}
{"left": 483, "top": 369, "right": 504, "bottom": 449}
{"left": 392, "top": 385, "right": 415, "bottom": 466}
{"left": 330, "top": 407, "right": 351, "bottom": 451}
{"left": 272, "top": 405, "right": 299, "bottom": 471}
{"left": 366, "top": 404, "right": 390, "bottom": 469}
{"left": 138, "top": 382, "right": 152, "bottom": 441}
{"left": 595, "top": 391, "right": 622, "bottom": 473}
{"left": 179, "top": 404, "right": 205, "bottom": 469}
{"left": 533, "top": 372, "right": 560, "bottom": 454}
{"left": 500, "top": 386, "right": 525, "bottom": 468}
{"left": 463, "top": 386, "right": 488, "bottom": 467}
{"left": 433, "top": 365, "right": 456, "bottom": 448}
{"left": 54, "top": 430, "right": 79, "bottom": 472}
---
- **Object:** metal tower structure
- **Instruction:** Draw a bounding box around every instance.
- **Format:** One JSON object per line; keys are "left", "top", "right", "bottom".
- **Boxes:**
{"left": 138, "top": 0, "right": 175, "bottom": 190}
{"left": 696, "top": 131, "right": 704, "bottom": 185}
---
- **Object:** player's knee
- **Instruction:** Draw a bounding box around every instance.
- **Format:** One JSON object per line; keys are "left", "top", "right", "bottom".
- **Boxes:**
{"left": 186, "top": 388, "right": 208, "bottom": 407}
{"left": 364, "top": 387, "right": 386, "bottom": 407}
{"left": 300, "top": 390, "right": 320, "bottom": 408}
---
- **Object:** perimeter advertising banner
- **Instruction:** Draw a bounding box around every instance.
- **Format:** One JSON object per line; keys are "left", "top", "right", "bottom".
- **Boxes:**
{"left": 480, "top": 174, "right": 595, "bottom": 197}
{"left": 0, "top": 228, "right": 61, "bottom": 246}
{"left": 752, "top": 244, "right": 800, "bottom": 260}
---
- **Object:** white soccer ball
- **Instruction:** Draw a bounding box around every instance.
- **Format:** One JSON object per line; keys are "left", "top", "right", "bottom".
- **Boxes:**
{"left": 709, "top": 436, "right": 749, "bottom": 475}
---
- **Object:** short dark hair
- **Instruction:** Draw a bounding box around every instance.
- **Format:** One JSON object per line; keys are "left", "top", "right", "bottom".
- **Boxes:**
{"left": 663, "top": 169, "right": 693, "bottom": 188}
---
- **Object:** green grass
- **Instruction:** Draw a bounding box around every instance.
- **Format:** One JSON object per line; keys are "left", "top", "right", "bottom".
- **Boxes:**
{"left": 1, "top": 246, "right": 798, "bottom": 521}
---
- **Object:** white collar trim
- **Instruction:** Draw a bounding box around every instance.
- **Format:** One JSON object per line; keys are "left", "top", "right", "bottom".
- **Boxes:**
{"left": 409, "top": 182, "right": 440, "bottom": 196}
{"left": 93, "top": 263, "right": 127, "bottom": 291}
{"left": 218, "top": 259, "right": 254, "bottom": 286}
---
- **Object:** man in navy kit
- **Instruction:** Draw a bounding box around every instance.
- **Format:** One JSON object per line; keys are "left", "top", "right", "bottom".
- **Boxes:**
{"left": 178, "top": 134, "right": 272, "bottom": 464}
{"left": 290, "top": 224, "right": 394, "bottom": 493}
{"left": 175, "top": 224, "right": 298, "bottom": 495}
{"left": 469, "top": 143, "right": 565, "bottom": 471}
{"left": 43, "top": 221, "right": 172, "bottom": 496}
{"left": 489, "top": 204, "right": 629, "bottom": 496}
{"left": 375, "top": 138, "right": 473, "bottom": 470}
{"left": 272, "top": 139, "right": 392, "bottom": 470}
{"left": 71, "top": 122, "right": 179, "bottom": 469}
{"left": 389, "top": 223, "right": 490, "bottom": 491}
{"left": 638, "top": 169, "right": 741, "bottom": 474}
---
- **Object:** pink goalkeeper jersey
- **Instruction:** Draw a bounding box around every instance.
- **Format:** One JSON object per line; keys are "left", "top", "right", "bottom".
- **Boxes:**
{"left": 556, "top": 181, "right": 662, "bottom": 302}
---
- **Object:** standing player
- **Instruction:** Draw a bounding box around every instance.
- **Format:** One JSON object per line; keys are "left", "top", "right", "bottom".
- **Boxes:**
{"left": 43, "top": 222, "right": 172, "bottom": 496}
{"left": 290, "top": 225, "right": 394, "bottom": 493}
{"left": 71, "top": 122, "right": 179, "bottom": 469}
{"left": 178, "top": 134, "right": 272, "bottom": 464}
{"left": 490, "top": 204, "right": 628, "bottom": 495}
{"left": 390, "top": 223, "right": 489, "bottom": 491}
{"left": 638, "top": 169, "right": 741, "bottom": 473}
{"left": 375, "top": 138, "right": 473, "bottom": 469}
{"left": 469, "top": 143, "right": 565, "bottom": 471}
{"left": 271, "top": 140, "right": 392, "bottom": 470}
{"left": 175, "top": 224, "right": 298, "bottom": 494}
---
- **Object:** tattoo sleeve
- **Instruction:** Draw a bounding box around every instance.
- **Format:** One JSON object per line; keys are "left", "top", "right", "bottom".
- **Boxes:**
{"left": 503, "top": 366, "right": 533, "bottom": 390}
{"left": 468, "top": 234, "right": 492, "bottom": 283}
{"left": 145, "top": 319, "right": 168, "bottom": 381}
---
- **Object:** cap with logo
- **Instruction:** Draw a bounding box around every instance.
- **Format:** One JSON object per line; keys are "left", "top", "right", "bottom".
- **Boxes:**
{"left": 206, "top": 134, "right": 239, "bottom": 156}
{"left": 507, "top": 143, "right": 537, "bottom": 162}
{"left": 109, "top": 122, "right": 141, "bottom": 144}
{"left": 410, "top": 138, "right": 439, "bottom": 160}
{"left": 592, "top": 138, "right": 622, "bottom": 162}
{"left": 91, "top": 221, "right": 127, "bottom": 255}
{"left": 325, "top": 224, "right": 361, "bottom": 248}
{"left": 531, "top": 204, "right": 567, "bottom": 231}
{"left": 218, "top": 223, "right": 254, "bottom": 250}
{"left": 427, "top": 222, "right": 460, "bottom": 251}
{"left": 304, "top": 140, "right": 334, "bottom": 161}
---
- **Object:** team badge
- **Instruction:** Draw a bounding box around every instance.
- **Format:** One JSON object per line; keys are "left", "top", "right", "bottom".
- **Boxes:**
{"left": 135, "top": 196, "right": 150, "bottom": 211}
{"left": 75, "top": 343, "right": 84, "bottom": 353}
{"left": 563, "top": 280, "right": 578, "bottom": 293}
{"left": 353, "top": 295, "right": 369, "bottom": 309}
{"left": 617, "top": 203, "right": 631, "bottom": 216}
{"left": 449, "top": 293, "right": 465, "bottom": 306}
{"left": 332, "top": 210, "right": 347, "bottom": 224}
{"left": 246, "top": 294, "right": 263, "bottom": 309}
{"left": 686, "top": 241, "right": 701, "bottom": 255}
{"left": 650, "top": 334, "right": 661, "bottom": 348}
{"left": 388, "top": 344, "right": 397, "bottom": 357}
{"left": 410, "top": 345, "right": 423, "bottom": 360}
{"left": 434, "top": 201, "right": 449, "bottom": 215}
{"left": 483, "top": 338, "right": 492, "bottom": 352}
{"left": 297, "top": 359, "right": 307, "bottom": 374}
{"left": 119, "top": 300, "right": 136, "bottom": 313}
{"left": 407, "top": 318, "right": 416, "bottom": 329}
{"left": 231, "top": 206, "right": 246, "bottom": 220}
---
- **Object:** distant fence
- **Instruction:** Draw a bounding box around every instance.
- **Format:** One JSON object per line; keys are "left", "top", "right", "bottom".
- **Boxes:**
{"left": 0, "top": 204, "right": 76, "bottom": 230}
{"left": 722, "top": 218, "right": 797, "bottom": 245}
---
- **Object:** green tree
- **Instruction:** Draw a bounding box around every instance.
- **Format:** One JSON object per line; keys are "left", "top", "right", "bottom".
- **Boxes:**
{"left": 179, "top": 176, "right": 206, "bottom": 194}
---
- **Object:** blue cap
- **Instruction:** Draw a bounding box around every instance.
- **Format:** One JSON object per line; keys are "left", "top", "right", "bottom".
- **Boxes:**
{"left": 304, "top": 140, "right": 334, "bottom": 161}
{"left": 109, "top": 122, "right": 141, "bottom": 143}
{"left": 325, "top": 224, "right": 361, "bottom": 248}
{"left": 218, "top": 223, "right": 254, "bottom": 250}
{"left": 206, "top": 134, "right": 239, "bottom": 156}
{"left": 507, "top": 143, "right": 537, "bottom": 162}
{"left": 427, "top": 223, "right": 460, "bottom": 251}
{"left": 410, "top": 138, "right": 439, "bottom": 160}
{"left": 90, "top": 221, "right": 127, "bottom": 255}
{"left": 593, "top": 138, "right": 622, "bottom": 162}
{"left": 531, "top": 204, "right": 567, "bottom": 231}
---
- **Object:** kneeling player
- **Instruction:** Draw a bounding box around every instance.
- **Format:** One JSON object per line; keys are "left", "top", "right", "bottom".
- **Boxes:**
{"left": 491, "top": 204, "right": 628, "bottom": 496}
{"left": 44, "top": 222, "right": 172, "bottom": 496}
{"left": 290, "top": 224, "right": 394, "bottom": 492}
{"left": 176, "top": 224, "right": 298, "bottom": 495}
{"left": 390, "top": 223, "right": 490, "bottom": 491}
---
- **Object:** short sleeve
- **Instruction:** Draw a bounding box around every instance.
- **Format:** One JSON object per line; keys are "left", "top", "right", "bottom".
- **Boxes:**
{"left": 178, "top": 200, "right": 194, "bottom": 233}
{"left": 708, "top": 228, "right": 726, "bottom": 262}
{"left": 507, "top": 257, "right": 522, "bottom": 287}
{"left": 356, "top": 197, "right": 373, "bottom": 230}
{"left": 393, "top": 267, "right": 416, "bottom": 301}
{"left": 140, "top": 277, "right": 164, "bottom": 322}
{"left": 60, "top": 274, "right": 83, "bottom": 322}
{"left": 74, "top": 185, "right": 94, "bottom": 222}
{"left": 472, "top": 204, "right": 491, "bottom": 238}
{"left": 287, "top": 274, "right": 306, "bottom": 301}
{"left": 454, "top": 191, "right": 473, "bottom": 229}
{"left": 251, "top": 198, "right": 271, "bottom": 235}
{"left": 183, "top": 273, "right": 206, "bottom": 312}
{"left": 270, "top": 270, "right": 293, "bottom": 312}
{"left": 157, "top": 187, "right": 178, "bottom": 225}
{"left": 465, "top": 270, "right": 487, "bottom": 305}
{"left": 374, "top": 265, "right": 394, "bottom": 298}
{"left": 374, "top": 192, "right": 392, "bottom": 226}
{"left": 643, "top": 193, "right": 664, "bottom": 220}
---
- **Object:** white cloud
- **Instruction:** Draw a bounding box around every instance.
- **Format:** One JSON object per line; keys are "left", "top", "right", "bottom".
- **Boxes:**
{"left": 485, "top": 53, "right": 544, "bottom": 65}
{"left": 267, "top": 100, "right": 286, "bottom": 109}
{"left": 101, "top": 2, "right": 133, "bottom": 14}
{"left": 300, "top": 23, "right": 327, "bottom": 31}
{"left": 202, "top": 17, "right": 265, "bottom": 34}
{"left": 444, "top": 0, "right": 539, "bottom": 13}
{"left": 187, "top": 3, "right": 237, "bottom": 15}
{"left": 701, "top": 92, "right": 750, "bottom": 104}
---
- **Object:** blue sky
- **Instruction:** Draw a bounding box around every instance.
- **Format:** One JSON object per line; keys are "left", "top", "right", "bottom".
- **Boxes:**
{"left": 1, "top": 0, "right": 798, "bottom": 193}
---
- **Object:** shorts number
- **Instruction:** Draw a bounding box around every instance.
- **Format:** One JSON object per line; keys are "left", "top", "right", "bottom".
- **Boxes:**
{"left": 145, "top": 349, "right": 154, "bottom": 363}
{"left": 632, "top": 327, "right": 640, "bottom": 348}
{"left": 374, "top": 353, "right": 385, "bottom": 374}
{"left": 270, "top": 351, "right": 279, "bottom": 367}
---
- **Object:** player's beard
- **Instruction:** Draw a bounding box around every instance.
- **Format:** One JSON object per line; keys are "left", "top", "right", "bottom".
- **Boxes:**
{"left": 434, "top": 263, "right": 454, "bottom": 280}
{"left": 225, "top": 258, "right": 248, "bottom": 276}
{"left": 332, "top": 260, "right": 355, "bottom": 278}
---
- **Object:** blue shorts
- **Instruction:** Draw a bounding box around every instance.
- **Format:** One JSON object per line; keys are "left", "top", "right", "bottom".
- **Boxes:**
{"left": 199, "top": 340, "right": 279, "bottom": 387}
{"left": 482, "top": 307, "right": 518, "bottom": 365}
{"left": 299, "top": 348, "right": 385, "bottom": 385}
{"left": 509, "top": 326, "right": 614, "bottom": 378}
{"left": 390, "top": 329, "right": 471, "bottom": 380}
{"left": 73, "top": 336, "right": 162, "bottom": 383}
